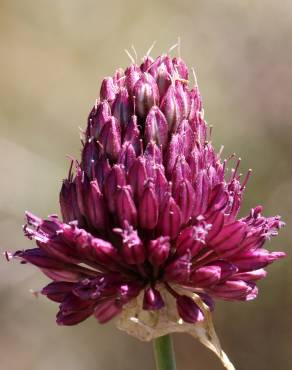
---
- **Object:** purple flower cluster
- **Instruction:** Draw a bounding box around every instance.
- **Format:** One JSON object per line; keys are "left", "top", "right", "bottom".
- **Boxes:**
{"left": 14, "top": 54, "right": 285, "bottom": 326}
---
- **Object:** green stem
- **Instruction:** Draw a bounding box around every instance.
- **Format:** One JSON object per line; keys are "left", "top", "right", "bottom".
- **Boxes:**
{"left": 153, "top": 335, "right": 177, "bottom": 370}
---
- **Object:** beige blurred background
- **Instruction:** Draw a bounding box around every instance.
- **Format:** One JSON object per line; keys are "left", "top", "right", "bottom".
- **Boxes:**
{"left": 1, "top": 1, "right": 291, "bottom": 369}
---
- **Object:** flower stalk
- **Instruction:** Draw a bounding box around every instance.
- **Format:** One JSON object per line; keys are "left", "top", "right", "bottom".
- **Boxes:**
{"left": 153, "top": 335, "right": 177, "bottom": 370}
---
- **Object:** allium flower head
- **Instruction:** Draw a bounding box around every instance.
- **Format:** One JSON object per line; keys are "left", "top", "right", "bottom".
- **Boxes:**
{"left": 12, "top": 51, "right": 285, "bottom": 368}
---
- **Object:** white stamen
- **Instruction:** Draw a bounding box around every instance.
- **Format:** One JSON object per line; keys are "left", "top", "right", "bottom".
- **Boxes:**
{"left": 146, "top": 41, "right": 156, "bottom": 57}
{"left": 124, "top": 49, "right": 135, "bottom": 64}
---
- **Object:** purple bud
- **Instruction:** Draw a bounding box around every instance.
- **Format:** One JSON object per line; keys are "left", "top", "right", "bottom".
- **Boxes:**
{"left": 118, "top": 142, "right": 136, "bottom": 172}
{"left": 230, "top": 249, "right": 286, "bottom": 271}
{"left": 115, "top": 186, "right": 137, "bottom": 227}
{"left": 147, "top": 55, "right": 174, "bottom": 80}
{"left": 100, "top": 77, "right": 117, "bottom": 102}
{"left": 81, "top": 140, "right": 102, "bottom": 179}
{"left": 93, "top": 157, "right": 111, "bottom": 190}
{"left": 125, "top": 64, "right": 141, "bottom": 95}
{"left": 176, "top": 226, "right": 204, "bottom": 257}
{"left": 99, "top": 116, "right": 121, "bottom": 162}
{"left": 190, "top": 266, "right": 221, "bottom": 287}
{"left": 15, "top": 249, "right": 82, "bottom": 282}
{"left": 60, "top": 180, "right": 83, "bottom": 226}
{"left": 153, "top": 166, "right": 169, "bottom": 205}
{"left": 123, "top": 115, "right": 140, "bottom": 151}
{"left": 116, "top": 224, "right": 145, "bottom": 264}
{"left": 175, "top": 81, "right": 191, "bottom": 119}
{"left": 42, "top": 281, "right": 75, "bottom": 303}
{"left": 155, "top": 55, "right": 174, "bottom": 77}
{"left": 156, "top": 64, "right": 172, "bottom": 97}
{"left": 133, "top": 73, "right": 159, "bottom": 118}
{"left": 144, "top": 142, "right": 163, "bottom": 179}
{"left": 177, "top": 119, "right": 194, "bottom": 158}
{"left": 233, "top": 269, "right": 267, "bottom": 282}
{"left": 57, "top": 297, "right": 95, "bottom": 325}
{"left": 145, "top": 106, "right": 168, "bottom": 148}
{"left": 171, "top": 155, "right": 192, "bottom": 187}
{"left": 209, "top": 221, "right": 248, "bottom": 258}
{"left": 87, "top": 101, "right": 111, "bottom": 139}
{"left": 86, "top": 180, "right": 107, "bottom": 229}
{"left": 189, "top": 86, "right": 202, "bottom": 119}
{"left": 112, "top": 88, "right": 131, "bottom": 128}
{"left": 177, "top": 295, "right": 204, "bottom": 323}
{"left": 209, "top": 280, "right": 258, "bottom": 301}
{"left": 192, "top": 171, "right": 210, "bottom": 217}
{"left": 174, "top": 180, "right": 194, "bottom": 224}
{"left": 160, "top": 85, "right": 183, "bottom": 132}
{"left": 212, "top": 260, "right": 238, "bottom": 281}
{"left": 64, "top": 228, "right": 120, "bottom": 265}
{"left": 158, "top": 195, "right": 181, "bottom": 240}
{"left": 139, "top": 181, "right": 159, "bottom": 229}
{"left": 113, "top": 68, "right": 125, "bottom": 86}
{"left": 205, "top": 183, "right": 229, "bottom": 218}
{"left": 147, "top": 236, "right": 170, "bottom": 267}
{"left": 75, "top": 169, "right": 89, "bottom": 216}
{"left": 87, "top": 240, "right": 120, "bottom": 266}
{"left": 173, "top": 57, "right": 189, "bottom": 80}
{"left": 140, "top": 56, "right": 154, "bottom": 72}
{"left": 166, "top": 134, "right": 184, "bottom": 176}
{"left": 94, "top": 299, "right": 122, "bottom": 323}
{"left": 118, "top": 282, "right": 142, "bottom": 304}
{"left": 104, "top": 165, "right": 126, "bottom": 212}
{"left": 164, "top": 254, "right": 191, "bottom": 284}
{"left": 128, "top": 157, "right": 147, "bottom": 200}
{"left": 143, "top": 287, "right": 165, "bottom": 310}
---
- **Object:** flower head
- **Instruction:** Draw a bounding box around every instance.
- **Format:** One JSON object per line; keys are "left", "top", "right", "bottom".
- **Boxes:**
{"left": 13, "top": 54, "right": 285, "bottom": 334}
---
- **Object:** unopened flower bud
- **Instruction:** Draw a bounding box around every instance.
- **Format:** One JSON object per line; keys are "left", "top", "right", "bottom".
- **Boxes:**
{"left": 104, "top": 164, "right": 126, "bottom": 212}
{"left": 99, "top": 116, "right": 121, "bottom": 162}
{"left": 87, "top": 101, "right": 111, "bottom": 139}
{"left": 145, "top": 106, "right": 168, "bottom": 148}
{"left": 133, "top": 73, "right": 159, "bottom": 118}
{"left": 100, "top": 77, "right": 117, "bottom": 102}
{"left": 94, "top": 300, "right": 122, "bottom": 324}
{"left": 160, "top": 85, "right": 183, "bottom": 132}
{"left": 147, "top": 236, "right": 170, "bottom": 267}
{"left": 143, "top": 287, "right": 164, "bottom": 310}
{"left": 112, "top": 88, "right": 131, "bottom": 128}
{"left": 115, "top": 186, "right": 137, "bottom": 227}
{"left": 115, "top": 224, "right": 145, "bottom": 265}
{"left": 177, "top": 295, "right": 204, "bottom": 323}
{"left": 139, "top": 181, "right": 159, "bottom": 229}
{"left": 157, "top": 195, "right": 181, "bottom": 240}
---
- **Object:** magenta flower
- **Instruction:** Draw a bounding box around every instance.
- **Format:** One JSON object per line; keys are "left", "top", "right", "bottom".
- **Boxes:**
{"left": 13, "top": 54, "right": 285, "bottom": 335}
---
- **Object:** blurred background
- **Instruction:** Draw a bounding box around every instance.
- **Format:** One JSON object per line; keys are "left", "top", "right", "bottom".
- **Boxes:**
{"left": 1, "top": 0, "right": 291, "bottom": 369}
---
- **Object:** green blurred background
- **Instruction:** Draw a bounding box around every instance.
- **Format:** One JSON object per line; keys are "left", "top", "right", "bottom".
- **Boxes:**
{"left": 1, "top": 1, "right": 291, "bottom": 369}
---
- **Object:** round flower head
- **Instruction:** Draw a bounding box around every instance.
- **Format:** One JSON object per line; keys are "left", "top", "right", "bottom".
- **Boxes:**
{"left": 13, "top": 52, "right": 285, "bottom": 368}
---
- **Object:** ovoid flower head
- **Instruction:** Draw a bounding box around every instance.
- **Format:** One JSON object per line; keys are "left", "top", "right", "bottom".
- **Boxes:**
{"left": 11, "top": 52, "right": 285, "bottom": 367}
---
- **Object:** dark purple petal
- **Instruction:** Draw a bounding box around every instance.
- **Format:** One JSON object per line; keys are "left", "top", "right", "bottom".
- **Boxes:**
{"left": 143, "top": 287, "right": 165, "bottom": 310}
{"left": 190, "top": 265, "right": 221, "bottom": 287}
{"left": 230, "top": 249, "right": 286, "bottom": 271}
{"left": 145, "top": 106, "right": 168, "bottom": 148}
{"left": 115, "top": 186, "right": 137, "bottom": 227}
{"left": 94, "top": 300, "right": 122, "bottom": 324}
{"left": 138, "top": 182, "right": 159, "bottom": 229}
{"left": 42, "top": 281, "right": 75, "bottom": 303}
{"left": 208, "top": 280, "right": 258, "bottom": 301}
{"left": 177, "top": 295, "right": 204, "bottom": 323}
{"left": 147, "top": 236, "right": 170, "bottom": 267}
{"left": 134, "top": 73, "right": 159, "bottom": 118}
{"left": 158, "top": 195, "right": 181, "bottom": 240}
{"left": 100, "top": 77, "right": 117, "bottom": 102}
